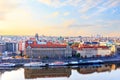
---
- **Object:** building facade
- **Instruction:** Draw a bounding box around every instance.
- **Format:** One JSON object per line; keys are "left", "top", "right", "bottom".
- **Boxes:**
{"left": 75, "top": 42, "right": 112, "bottom": 58}
{"left": 25, "top": 40, "right": 72, "bottom": 59}
{"left": 77, "top": 46, "right": 111, "bottom": 58}
{"left": 18, "top": 41, "right": 25, "bottom": 52}
{"left": 116, "top": 46, "right": 120, "bottom": 54}
{"left": 0, "top": 43, "right": 6, "bottom": 54}
{"left": 5, "top": 42, "right": 17, "bottom": 53}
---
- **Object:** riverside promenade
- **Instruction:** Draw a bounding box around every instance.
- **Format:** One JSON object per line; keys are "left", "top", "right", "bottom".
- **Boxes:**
{"left": 0, "top": 54, "right": 120, "bottom": 66}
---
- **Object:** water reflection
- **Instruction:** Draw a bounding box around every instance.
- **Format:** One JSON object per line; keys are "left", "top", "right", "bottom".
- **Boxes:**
{"left": 24, "top": 67, "right": 71, "bottom": 79}
{"left": 24, "top": 64, "right": 118, "bottom": 79}
{"left": 0, "top": 63, "right": 119, "bottom": 80}
{"left": 0, "top": 68, "right": 18, "bottom": 74}
{"left": 77, "top": 64, "right": 116, "bottom": 74}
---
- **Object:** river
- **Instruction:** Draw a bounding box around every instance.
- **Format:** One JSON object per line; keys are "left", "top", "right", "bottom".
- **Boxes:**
{"left": 0, "top": 63, "right": 120, "bottom": 80}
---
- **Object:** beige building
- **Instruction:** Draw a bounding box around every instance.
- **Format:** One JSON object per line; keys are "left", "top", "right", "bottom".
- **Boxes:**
{"left": 77, "top": 46, "right": 111, "bottom": 58}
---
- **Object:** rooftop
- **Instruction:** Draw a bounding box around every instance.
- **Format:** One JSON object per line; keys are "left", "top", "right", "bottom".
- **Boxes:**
{"left": 25, "top": 40, "right": 67, "bottom": 48}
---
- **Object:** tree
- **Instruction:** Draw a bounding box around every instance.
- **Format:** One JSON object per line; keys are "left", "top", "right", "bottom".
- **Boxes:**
{"left": 20, "top": 51, "right": 23, "bottom": 57}
{"left": 76, "top": 53, "right": 80, "bottom": 57}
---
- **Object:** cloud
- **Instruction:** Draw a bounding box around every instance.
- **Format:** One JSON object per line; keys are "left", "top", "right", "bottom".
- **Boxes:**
{"left": 38, "top": 0, "right": 120, "bottom": 8}
{"left": 69, "top": 24, "right": 95, "bottom": 28}
{"left": 38, "top": 0, "right": 52, "bottom": 5}
{"left": 38, "top": 0, "right": 84, "bottom": 8}
{"left": 63, "top": 12, "right": 70, "bottom": 16}
{"left": 52, "top": 11, "right": 59, "bottom": 17}
{"left": 38, "top": 0, "right": 63, "bottom": 7}
{"left": 68, "top": 19, "right": 120, "bottom": 29}
{"left": 62, "top": 19, "right": 75, "bottom": 27}
{"left": 80, "top": 0, "right": 120, "bottom": 19}
{"left": 0, "top": 0, "right": 119, "bottom": 36}
{"left": 0, "top": 0, "right": 23, "bottom": 20}
{"left": 44, "top": 11, "right": 59, "bottom": 19}
{"left": 0, "top": 5, "right": 37, "bottom": 34}
{"left": 79, "top": 0, "right": 102, "bottom": 13}
{"left": 80, "top": 15, "right": 89, "bottom": 19}
{"left": 38, "top": 0, "right": 120, "bottom": 19}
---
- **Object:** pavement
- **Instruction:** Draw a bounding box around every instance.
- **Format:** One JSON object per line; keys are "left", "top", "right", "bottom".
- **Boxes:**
{"left": 0, "top": 53, "right": 120, "bottom": 64}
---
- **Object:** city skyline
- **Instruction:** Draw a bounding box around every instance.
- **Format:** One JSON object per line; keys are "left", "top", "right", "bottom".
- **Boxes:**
{"left": 0, "top": 0, "right": 120, "bottom": 37}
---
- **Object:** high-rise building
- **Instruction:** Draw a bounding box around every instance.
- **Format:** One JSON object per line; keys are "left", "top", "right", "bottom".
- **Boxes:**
{"left": 0, "top": 42, "right": 6, "bottom": 54}
{"left": 18, "top": 41, "right": 25, "bottom": 52}
{"left": 5, "top": 42, "right": 17, "bottom": 53}
{"left": 116, "top": 46, "right": 120, "bottom": 54}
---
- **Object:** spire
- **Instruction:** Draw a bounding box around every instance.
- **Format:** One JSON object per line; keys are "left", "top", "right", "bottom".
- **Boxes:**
{"left": 35, "top": 33, "right": 39, "bottom": 41}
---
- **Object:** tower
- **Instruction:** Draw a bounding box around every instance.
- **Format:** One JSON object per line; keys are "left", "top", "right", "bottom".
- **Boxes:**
{"left": 35, "top": 33, "right": 39, "bottom": 41}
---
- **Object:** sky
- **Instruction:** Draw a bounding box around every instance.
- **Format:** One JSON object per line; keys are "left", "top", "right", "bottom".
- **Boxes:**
{"left": 0, "top": 0, "right": 120, "bottom": 37}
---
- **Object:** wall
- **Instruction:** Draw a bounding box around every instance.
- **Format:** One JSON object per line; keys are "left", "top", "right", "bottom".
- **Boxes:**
{"left": 26, "top": 47, "right": 72, "bottom": 58}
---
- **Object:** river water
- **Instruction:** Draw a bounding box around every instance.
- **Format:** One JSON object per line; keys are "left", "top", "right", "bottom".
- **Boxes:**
{"left": 0, "top": 63, "right": 120, "bottom": 80}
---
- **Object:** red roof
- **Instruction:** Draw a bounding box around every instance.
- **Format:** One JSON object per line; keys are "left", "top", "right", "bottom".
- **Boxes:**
{"left": 25, "top": 41, "right": 67, "bottom": 48}
{"left": 80, "top": 46, "right": 108, "bottom": 48}
{"left": 78, "top": 45, "right": 109, "bottom": 50}
{"left": 72, "top": 45, "right": 109, "bottom": 50}
{"left": 30, "top": 38, "right": 36, "bottom": 41}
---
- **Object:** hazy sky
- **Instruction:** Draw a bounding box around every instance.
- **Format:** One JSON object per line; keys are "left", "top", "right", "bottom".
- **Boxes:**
{"left": 0, "top": 0, "right": 120, "bottom": 36}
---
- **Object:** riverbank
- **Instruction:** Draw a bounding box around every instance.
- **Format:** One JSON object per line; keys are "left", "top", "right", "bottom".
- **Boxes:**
{"left": 0, "top": 54, "right": 120, "bottom": 67}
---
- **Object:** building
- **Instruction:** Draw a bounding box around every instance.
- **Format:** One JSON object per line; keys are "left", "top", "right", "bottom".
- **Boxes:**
{"left": 0, "top": 42, "right": 6, "bottom": 54}
{"left": 116, "top": 45, "right": 120, "bottom": 54}
{"left": 5, "top": 42, "right": 17, "bottom": 53}
{"left": 18, "top": 41, "right": 25, "bottom": 52}
{"left": 77, "top": 46, "right": 111, "bottom": 58}
{"left": 25, "top": 39, "right": 72, "bottom": 59}
{"left": 75, "top": 42, "right": 112, "bottom": 58}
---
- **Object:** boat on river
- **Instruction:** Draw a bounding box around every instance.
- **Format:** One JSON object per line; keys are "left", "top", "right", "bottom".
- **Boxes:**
{"left": 0, "top": 63, "right": 16, "bottom": 67}
{"left": 79, "top": 60, "right": 104, "bottom": 65}
{"left": 48, "top": 61, "right": 68, "bottom": 66}
{"left": 24, "top": 62, "right": 46, "bottom": 67}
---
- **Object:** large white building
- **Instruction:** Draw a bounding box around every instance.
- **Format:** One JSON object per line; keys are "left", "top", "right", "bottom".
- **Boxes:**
{"left": 76, "top": 42, "right": 112, "bottom": 58}
{"left": 77, "top": 46, "right": 111, "bottom": 58}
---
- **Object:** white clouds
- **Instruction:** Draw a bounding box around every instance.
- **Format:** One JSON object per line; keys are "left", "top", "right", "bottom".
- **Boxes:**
{"left": 0, "top": 0, "right": 119, "bottom": 36}
{"left": 45, "top": 11, "right": 70, "bottom": 19}
{"left": 80, "top": 0, "right": 120, "bottom": 19}
{"left": 44, "top": 11, "right": 59, "bottom": 19}
{"left": 38, "top": 0, "right": 120, "bottom": 8}
{"left": 79, "top": 0, "right": 102, "bottom": 13}
{"left": 37, "top": 0, "right": 83, "bottom": 7}
{"left": 63, "top": 12, "right": 70, "bottom": 16}
{"left": 38, "top": 0, "right": 63, "bottom": 7}
{"left": 89, "top": 0, "right": 119, "bottom": 16}
{"left": 38, "top": 0, "right": 52, "bottom": 5}
{"left": 0, "top": 7, "right": 33, "bottom": 32}
{"left": 80, "top": 15, "right": 89, "bottom": 19}
{"left": 0, "top": 0, "right": 24, "bottom": 20}
{"left": 52, "top": 11, "right": 59, "bottom": 17}
{"left": 38, "top": 0, "right": 120, "bottom": 19}
{"left": 63, "top": 19, "right": 75, "bottom": 27}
